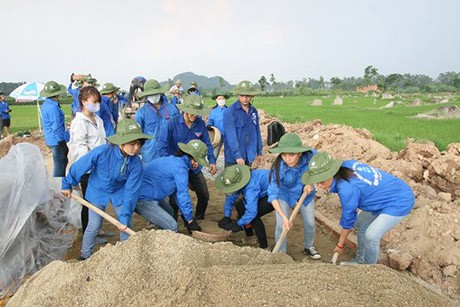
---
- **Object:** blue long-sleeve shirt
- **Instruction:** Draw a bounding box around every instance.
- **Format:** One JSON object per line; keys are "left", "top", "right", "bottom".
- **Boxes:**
{"left": 157, "top": 113, "right": 216, "bottom": 173}
{"left": 41, "top": 98, "right": 67, "bottom": 146}
{"left": 223, "top": 170, "right": 270, "bottom": 227}
{"left": 223, "top": 101, "right": 262, "bottom": 165}
{"left": 268, "top": 152, "right": 317, "bottom": 207}
{"left": 61, "top": 144, "right": 143, "bottom": 225}
{"left": 68, "top": 83, "right": 81, "bottom": 115}
{"left": 208, "top": 105, "right": 227, "bottom": 138}
{"left": 98, "top": 96, "right": 115, "bottom": 137}
{"left": 135, "top": 97, "right": 178, "bottom": 163}
{"left": 331, "top": 160, "right": 414, "bottom": 230}
{"left": 138, "top": 155, "right": 194, "bottom": 221}
{"left": 0, "top": 101, "right": 11, "bottom": 119}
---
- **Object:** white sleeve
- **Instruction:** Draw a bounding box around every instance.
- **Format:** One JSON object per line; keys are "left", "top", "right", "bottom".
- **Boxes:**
{"left": 69, "top": 119, "right": 90, "bottom": 162}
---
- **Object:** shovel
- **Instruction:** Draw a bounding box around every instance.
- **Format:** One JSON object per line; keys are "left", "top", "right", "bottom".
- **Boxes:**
{"left": 71, "top": 194, "right": 136, "bottom": 236}
{"left": 331, "top": 252, "right": 339, "bottom": 265}
{"left": 272, "top": 190, "right": 309, "bottom": 253}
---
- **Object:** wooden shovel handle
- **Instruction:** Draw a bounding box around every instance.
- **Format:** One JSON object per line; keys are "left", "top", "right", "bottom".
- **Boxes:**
{"left": 272, "top": 190, "right": 309, "bottom": 253}
{"left": 71, "top": 194, "right": 136, "bottom": 236}
{"left": 331, "top": 252, "right": 339, "bottom": 265}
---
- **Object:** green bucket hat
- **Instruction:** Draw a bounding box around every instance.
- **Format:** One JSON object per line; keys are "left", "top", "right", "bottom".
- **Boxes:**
{"left": 214, "top": 164, "right": 251, "bottom": 193}
{"left": 233, "top": 80, "right": 261, "bottom": 96}
{"left": 137, "top": 79, "right": 163, "bottom": 97}
{"left": 212, "top": 91, "right": 230, "bottom": 100}
{"left": 177, "top": 95, "right": 211, "bottom": 116}
{"left": 74, "top": 80, "right": 83, "bottom": 88}
{"left": 100, "top": 82, "right": 120, "bottom": 95}
{"left": 301, "top": 152, "right": 343, "bottom": 185}
{"left": 83, "top": 74, "right": 98, "bottom": 86}
{"left": 106, "top": 119, "right": 153, "bottom": 145}
{"left": 268, "top": 133, "right": 313, "bottom": 154}
{"left": 40, "top": 81, "right": 66, "bottom": 98}
{"left": 178, "top": 139, "right": 210, "bottom": 167}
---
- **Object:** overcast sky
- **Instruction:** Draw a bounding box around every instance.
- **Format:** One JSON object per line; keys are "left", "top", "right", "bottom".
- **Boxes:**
{"left": 1, "top": 0, "right": 459, "bottom": 89}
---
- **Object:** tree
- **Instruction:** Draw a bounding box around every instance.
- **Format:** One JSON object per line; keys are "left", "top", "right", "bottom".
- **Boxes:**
{"left": 364, "top": 65, "right": 379, "bottom": 85}
{"left": 330, "top": 77, "right": 342, "bottom": 89}
{"left": 269, "top": 73, "right": 277, "bottom": 85}
{"left": 258, "top": 76, "right": 268, "bottom": 91}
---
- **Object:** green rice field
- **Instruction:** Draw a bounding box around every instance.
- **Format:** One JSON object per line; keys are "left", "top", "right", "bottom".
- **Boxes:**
{"left": 8, "top": 94, "right": 460, "bottom": 152}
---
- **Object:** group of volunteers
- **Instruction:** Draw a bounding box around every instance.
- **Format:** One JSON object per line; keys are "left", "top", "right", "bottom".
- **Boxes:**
{"left": 38, "top": 74, "right": 415, "bottom": 264}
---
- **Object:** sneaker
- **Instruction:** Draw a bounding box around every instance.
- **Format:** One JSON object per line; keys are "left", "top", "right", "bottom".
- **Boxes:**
{"left": 241, "top": 235, "right": 258, "bottom": 245}
{"left": 304, "top": 247, "right": 322, "bottom": 260}
{"left": 95, "top": 236, "right": 108, "bottom": 245}
{"left": 98, "top": 230, "right": 116, "bottom": 237}
{"left": 77, "top": 256, "right": 87, "bottom": 261}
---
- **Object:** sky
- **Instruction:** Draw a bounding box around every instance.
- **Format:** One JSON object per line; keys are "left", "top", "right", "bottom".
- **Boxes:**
{"left": 1, "top": 0, "right": 459, "bottom": 89}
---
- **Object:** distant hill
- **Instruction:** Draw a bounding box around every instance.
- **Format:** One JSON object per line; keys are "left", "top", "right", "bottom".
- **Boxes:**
{"left": 161, "top": 72, "right": 233, "bottom": 91}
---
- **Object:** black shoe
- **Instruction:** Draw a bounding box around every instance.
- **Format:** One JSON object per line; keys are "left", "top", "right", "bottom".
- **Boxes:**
{"left": 304, "top": 247, "right": 321, "bottom": 260}
{"left": 77, "top": 256, "right": 87, "bottom": 261}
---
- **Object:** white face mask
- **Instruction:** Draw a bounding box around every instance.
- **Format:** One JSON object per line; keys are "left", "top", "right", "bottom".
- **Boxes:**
{"left": 148, "top": 94, "right": 161, "bottom": 104}
{"left": 85, "top": 102, "right": 100, "bottom": 113}
{"left": 217, "top": 99, "right": 226, "bottom": 107}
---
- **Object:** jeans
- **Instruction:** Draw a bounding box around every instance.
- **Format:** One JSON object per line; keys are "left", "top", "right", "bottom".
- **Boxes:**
{"left": 81, "top": 203, "right": 131, "bottom": 259}
{"left": 235, "top": 196, "right": 274, "bottom": 249}
{"left": 136, "top": 199, "right": 178, "bottom": 232}
{"left": 355, "top": 211, "right": 406, "bottom": 264}
{"left": 50, "top": 141, "right": 69, "bottom": 177}
{"left": 275, "top": 199, "right": 316, "bottom": 253}
{"left": 213, "top": 137, "right": 224, "bottom": 160}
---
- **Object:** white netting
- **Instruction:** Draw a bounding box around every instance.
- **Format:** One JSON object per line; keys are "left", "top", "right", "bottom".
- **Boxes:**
{"left": 0, "top": 143, "right": 77, "bottom": 296}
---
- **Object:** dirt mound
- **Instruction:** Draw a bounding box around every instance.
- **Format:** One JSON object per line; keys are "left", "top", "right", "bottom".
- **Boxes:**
{"left": 413, "top": 105, "right": 460, "bottom": 119}
{"left": 8, "top": 230, "right": 453, "bottom": 306}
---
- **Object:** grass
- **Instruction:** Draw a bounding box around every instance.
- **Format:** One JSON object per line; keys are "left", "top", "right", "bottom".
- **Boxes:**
{"left": 8, "top": 95, "right": 460, "bottom": 152}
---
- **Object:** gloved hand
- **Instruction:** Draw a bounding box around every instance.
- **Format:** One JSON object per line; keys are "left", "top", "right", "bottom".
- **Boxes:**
{"left": 186, "top": 218, "right": 201, "bottom": 231}
{"left": 218, "top": 216, "right": 232, "bottom": 229}
{"left": 227, "top": 221, "right": 243, "bottom": 233}
{"left": 206, "top": 125, "right": 213, "bottom": 131}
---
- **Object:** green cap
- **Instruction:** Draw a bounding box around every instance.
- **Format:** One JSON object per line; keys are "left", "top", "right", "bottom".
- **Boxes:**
{"left": 214, "top": 164, "right": 251, "bottom": 193}
{"left": 137, "top": 79, "right": 163, "bottom": 97}
{"left": 40, "top": 81, "right": 66, "bottom": 98}
{"left": 106, "top": 119, "right": 153, "bottom": 145}
{"left": 268, "top": 133, "right": 313, "bottom": 154}
{"left": 212, "top": 91, "right": 230, "bottom": 100}
{"left": 178, "top": 139, "right": 210, "bottom": 167}
{"left": 177, "top": 95, "right": 211, "bottom": 116}
{"left": 100, "top": 83, "right": 120, "bottom": 95}
{"left": 233, "top": 80, "right": 261, "bottom": 96}
{"left": 301, "top": 152, "right": 343, "bottom": 185}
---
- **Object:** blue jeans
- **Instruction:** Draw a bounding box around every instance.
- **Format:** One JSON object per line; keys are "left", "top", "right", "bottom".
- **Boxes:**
{"left": 50, "top": 142, "right": 69, "bottom": 177}
{"left": 275, "top": 199, "right": 316, "bottom": 253}
{"left": 355, "top": 211, "right": 406, "bottom": 264}
{"left": 136, "top": 199, "right": 178, "bottom": 232}
{"left": 81, "top": 203, "right": 131, "bottom": 259}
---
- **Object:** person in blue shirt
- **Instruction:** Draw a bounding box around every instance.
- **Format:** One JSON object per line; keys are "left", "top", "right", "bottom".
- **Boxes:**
{"left": 137, "top": 139, "right": 210, "bottom": 233}
{"left": 157, "top": 95, "right": 216, "bottom": 220}
{"left": 100, "top": 83, "right": 121, "bottom": 128}
{"left": 0, "top": 91, "right": 12, "bottom": 138}
{"left": 169, "top": 88, "right": 183, "bottom": 106}
{"left": 40, "top": 81, "right": 70, "bottom": 177}
{"left": 187, "top": 82, "right": 201, "bottom": 96}
{"left": 61, "top": 119, "right": 152, "bottom": 260}
{"left": 302, "top": 152, "right": 415, "bottom": 265}
{"left": 68, "top": 74, "right": 98, "bottom": 117}
{"left": 135, "top": 79, "right": 178, "bottom": 163}
{"left": 215, "top": 165, "right": 274, "bottom": 249}
{"left": 223, "top": 80, "right": 263, "bottom": 168}
{"left": 267, "top": 133, "right": 320, "bottom": 259}
{"left": 207, "top": 92, "right": 229, "bottom": 160}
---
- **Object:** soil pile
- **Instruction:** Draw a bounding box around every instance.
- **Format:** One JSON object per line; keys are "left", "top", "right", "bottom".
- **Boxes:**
{"left": 7, "top": 230, "right": 453, "bottom": 307}
{"left": 258, "top": 110, "right": 460, "bottom": 300}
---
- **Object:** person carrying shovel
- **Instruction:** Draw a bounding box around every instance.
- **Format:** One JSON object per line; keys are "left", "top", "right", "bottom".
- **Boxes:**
{"left": 267, "top": 133, "right": 321, "bottom": 259}
{"left": 302, "top": 152, "right": 414, "bottom": 265}
{"left": 61, "top": 119, "right": 152, "bottom": 260}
